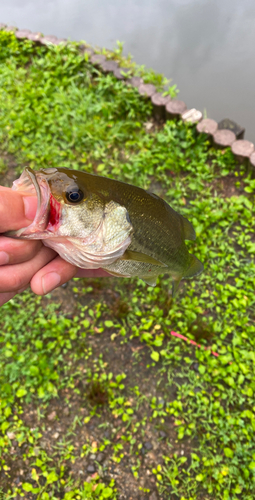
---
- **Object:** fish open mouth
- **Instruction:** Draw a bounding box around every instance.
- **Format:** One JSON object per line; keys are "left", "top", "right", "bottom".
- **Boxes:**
{"left": 6, "top": 167, "right": 52, "bottom": 238}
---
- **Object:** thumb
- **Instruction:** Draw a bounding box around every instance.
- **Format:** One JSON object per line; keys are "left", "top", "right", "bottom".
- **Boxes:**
{"left": 0, "top": 186, "right": 37, "bottom": 233}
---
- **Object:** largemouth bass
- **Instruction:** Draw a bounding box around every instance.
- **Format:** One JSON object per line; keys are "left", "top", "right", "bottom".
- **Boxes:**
{"left": 7, "top": 167, "right": 203, "bottom": 295}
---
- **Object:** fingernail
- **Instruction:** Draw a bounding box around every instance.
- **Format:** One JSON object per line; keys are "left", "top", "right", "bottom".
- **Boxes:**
{"left": 42, "top": 272, "right": 61, "bottom": 294}
{"left": 0, "top": 251, "right": 9, "bottom": 265}
{"left": 23, "top": 196, "right": 37, "bottom": 220}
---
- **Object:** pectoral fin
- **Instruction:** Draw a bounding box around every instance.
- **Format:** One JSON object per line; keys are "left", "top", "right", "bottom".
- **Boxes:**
{"left": 104, "top": 268, "right": 158, "bottom": 287}
{"left": 121, "top": 250, "right": 167, "bottom": 268}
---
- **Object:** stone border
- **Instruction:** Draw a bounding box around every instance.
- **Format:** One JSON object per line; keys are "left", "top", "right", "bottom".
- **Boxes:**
{"left": 1, "top": 24, "right": 254, "bottom": 174}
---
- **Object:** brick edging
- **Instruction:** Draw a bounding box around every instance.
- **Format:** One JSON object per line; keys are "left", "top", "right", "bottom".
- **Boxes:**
{"left": 1, "top": 24, "right": 254, "bottom": 174}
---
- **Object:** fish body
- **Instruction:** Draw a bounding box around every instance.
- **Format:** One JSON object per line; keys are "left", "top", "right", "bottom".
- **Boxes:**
{"left": 7, "top": 167, "right": 203, "bottom": 294}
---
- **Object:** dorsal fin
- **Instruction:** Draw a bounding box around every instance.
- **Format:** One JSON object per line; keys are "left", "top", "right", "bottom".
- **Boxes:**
{"left": 181, "top": 216, "right": 196, "bottom": 241}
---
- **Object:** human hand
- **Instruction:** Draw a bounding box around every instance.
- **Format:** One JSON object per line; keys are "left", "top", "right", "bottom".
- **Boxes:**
{"left": 0, "top": 186, "right": 109, "bottom": 307}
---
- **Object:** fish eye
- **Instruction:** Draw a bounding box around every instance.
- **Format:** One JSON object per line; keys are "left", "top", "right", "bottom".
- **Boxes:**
{"left": 66, "top": 189, "right": 84, "bottom": 203}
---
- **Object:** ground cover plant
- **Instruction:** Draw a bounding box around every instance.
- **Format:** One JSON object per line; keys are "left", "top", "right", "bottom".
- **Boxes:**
{"left": 0, "top": 30, "right": 255, "bottom": 500}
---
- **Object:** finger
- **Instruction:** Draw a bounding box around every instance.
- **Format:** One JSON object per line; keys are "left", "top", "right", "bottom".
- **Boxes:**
{"left": 75, "top": 268, "right": 111, "bottom": 278}
{"left": 31, "top": 262, "right": 112, "bottom": 296}
{"left": 0, "top": 187, "right": 37, "bottom": 232}
{"left": 0, "top": 286, "right": 28, "bottom": 307}
{"left": 0, "top": 291, "right": 17, "bottom": 307}
{"left": 30, "top": 256, "right": 78, "bottom": 295}
{"left": 0, "top": 236, "right": 42, "bottom": 265}
{"left": 0, "top": 245, "right": 56, "bottom": 293}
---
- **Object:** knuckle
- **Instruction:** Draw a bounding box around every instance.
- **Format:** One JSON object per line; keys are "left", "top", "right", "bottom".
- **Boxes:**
{"left": 20, "top": 241, "right": 41, "bottom": 262}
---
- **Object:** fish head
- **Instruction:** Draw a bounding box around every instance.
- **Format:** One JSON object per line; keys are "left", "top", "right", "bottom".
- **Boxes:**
{"left": 7, "top": 167, "right": 133, "bottom": 268}
{"left": 9, "top": 167, "right": 98, "bottom": 236}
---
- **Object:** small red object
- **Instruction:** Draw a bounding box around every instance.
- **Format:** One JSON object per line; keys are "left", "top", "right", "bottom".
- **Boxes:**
{"left": 170, "top": 330, "right": 219, "bottom": 358}
{"left": 47, "top": 194, "right": 61, "bottom": 230}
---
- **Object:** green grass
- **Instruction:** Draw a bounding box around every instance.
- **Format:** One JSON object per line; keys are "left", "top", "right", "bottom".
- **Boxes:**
{"left": 0, "top": 30, "right": 255, "bottom": 499}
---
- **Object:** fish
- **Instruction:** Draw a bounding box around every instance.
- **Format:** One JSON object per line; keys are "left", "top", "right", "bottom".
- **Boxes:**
{"left": 6, "top": 167, "right": 204, "bottom": 295}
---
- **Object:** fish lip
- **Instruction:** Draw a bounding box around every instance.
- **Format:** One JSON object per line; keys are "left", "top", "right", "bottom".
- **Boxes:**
{"left": 7, "top": 167, "right": 51, "bottom": 238}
